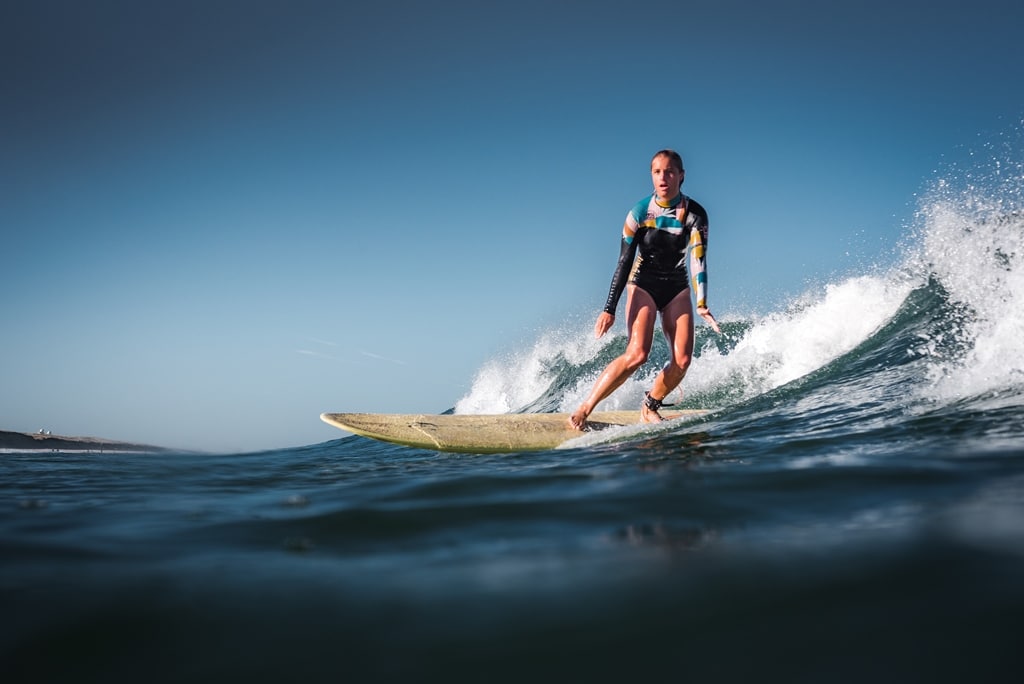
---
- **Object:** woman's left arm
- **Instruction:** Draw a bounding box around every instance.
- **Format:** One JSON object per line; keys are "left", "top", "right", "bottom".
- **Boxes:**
{"left": 689, "top": 214, "right": 720, "bottom": 333}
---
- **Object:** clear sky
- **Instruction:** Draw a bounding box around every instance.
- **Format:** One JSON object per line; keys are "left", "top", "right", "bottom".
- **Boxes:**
{"left": 3, "top": 0, "right": 1022, "bottom": 452}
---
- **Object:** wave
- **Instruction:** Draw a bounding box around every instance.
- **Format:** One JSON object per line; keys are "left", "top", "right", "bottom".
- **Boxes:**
{"left": 909, "top": 193, "right": 1024, "bottom": 408}
{"left": 455, "top": 131, "right": 1024, "bottom": 420}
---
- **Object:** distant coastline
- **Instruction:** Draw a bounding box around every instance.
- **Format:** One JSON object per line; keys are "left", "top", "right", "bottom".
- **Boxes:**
{"left": 0, "top": 429, "right": 170, "bottom": 453}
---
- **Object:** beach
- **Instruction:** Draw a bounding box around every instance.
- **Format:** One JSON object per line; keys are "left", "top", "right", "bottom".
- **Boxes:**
{"left": 0, "top": 429, "right": 168, "bottom": 453}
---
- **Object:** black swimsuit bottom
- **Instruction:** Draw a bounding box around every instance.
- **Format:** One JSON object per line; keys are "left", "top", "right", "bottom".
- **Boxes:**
{"left": 631, "top": 274, "right": 689, "bottom": 311}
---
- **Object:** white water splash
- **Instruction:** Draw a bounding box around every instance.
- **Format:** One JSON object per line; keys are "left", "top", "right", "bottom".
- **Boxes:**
{"left": 455, "top": 271, "right": 912, "bottom": 415}
{"left": 453, "top": 321, "right": 605, "bottom": 414}
{"left": 693, "top": 274, "right": 912, "bottom": 399}
{"left": 912, "top": 173, "right": 1024, "bottom": 404}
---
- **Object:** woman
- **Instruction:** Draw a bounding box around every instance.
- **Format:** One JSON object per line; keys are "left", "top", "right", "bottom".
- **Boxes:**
{"left": 569, "top": 149, "right": 720, "bottom": 430}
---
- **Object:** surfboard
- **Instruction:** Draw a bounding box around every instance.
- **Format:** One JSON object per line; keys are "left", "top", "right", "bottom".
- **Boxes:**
{"left": 320, "top": 410, "right": 709, "bottom": 453}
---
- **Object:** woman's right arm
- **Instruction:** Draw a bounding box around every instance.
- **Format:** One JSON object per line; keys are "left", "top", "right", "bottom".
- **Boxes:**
{"left": 602, "top": 225, "right": 640, "bottom": 317}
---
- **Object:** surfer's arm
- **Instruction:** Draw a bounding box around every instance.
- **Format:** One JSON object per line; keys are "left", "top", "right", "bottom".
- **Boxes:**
{"left": 688, "top": 222, "right": 708, "bottom": 309}
{"left": 689, "top": 218, "right": 720, "bottom": 333}
{"left": 602, "top": 225, "right": 640, "bottom": 316}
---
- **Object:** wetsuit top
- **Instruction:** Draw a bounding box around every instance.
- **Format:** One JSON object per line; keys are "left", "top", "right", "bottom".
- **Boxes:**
{"left": 602, "top": 192, "right": 709, "bottom": 315}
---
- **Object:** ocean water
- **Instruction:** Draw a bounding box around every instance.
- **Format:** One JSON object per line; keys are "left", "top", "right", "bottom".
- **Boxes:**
{"left": 4, "top": 159, "right": 1024, "bottom": 682}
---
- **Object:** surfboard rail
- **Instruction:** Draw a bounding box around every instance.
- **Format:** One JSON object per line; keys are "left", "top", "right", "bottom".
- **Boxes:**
{"left": 320, "top": 410, "right": 709, "bottom": 453}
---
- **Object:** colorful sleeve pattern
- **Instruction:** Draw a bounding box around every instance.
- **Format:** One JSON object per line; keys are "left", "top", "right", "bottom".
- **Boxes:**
{"left": 688, "top": 219, "right": 708, "bottom": 309}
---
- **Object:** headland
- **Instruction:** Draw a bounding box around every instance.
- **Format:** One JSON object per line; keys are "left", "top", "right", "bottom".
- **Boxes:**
{"left": 0, "top": 429, "right": 169, "bottom": 453}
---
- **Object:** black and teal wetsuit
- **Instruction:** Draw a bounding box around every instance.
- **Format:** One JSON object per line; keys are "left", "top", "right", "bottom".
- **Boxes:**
{"left": 602, "top": 192, "right": 709, "bottom": 315}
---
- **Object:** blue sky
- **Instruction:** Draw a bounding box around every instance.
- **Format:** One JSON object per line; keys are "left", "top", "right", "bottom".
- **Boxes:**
{"left": 3, "top": 0, "right": 1022, "bottom": 452}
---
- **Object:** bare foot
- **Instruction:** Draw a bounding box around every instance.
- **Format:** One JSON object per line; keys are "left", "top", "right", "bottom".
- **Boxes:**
{"left": 640, "top": 403, "right": 664, "bottom": 423}
{"left": 640, "top": 393, "right": 664, "bottom": 423}
{"left": 568, "top": 407, "right": 589, "bottom": 431}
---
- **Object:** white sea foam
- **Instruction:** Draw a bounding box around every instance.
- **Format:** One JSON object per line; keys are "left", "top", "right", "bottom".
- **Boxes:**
{"left": 908, "top": 137, "right": 1024, "bottom": 406}
{"left": 694, "top": 274, "right": 911, "bottom": 397}
{"left": 453, "top": 322, "right": 605, "bottom": 414}
{"left": 455, "top": 271, "right": 912, "bottom": 415}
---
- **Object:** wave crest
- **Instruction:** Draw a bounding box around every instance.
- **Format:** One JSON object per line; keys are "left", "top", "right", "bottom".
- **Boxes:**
{"left": 456, "top": 125, "right": 1024, "bottom": 417}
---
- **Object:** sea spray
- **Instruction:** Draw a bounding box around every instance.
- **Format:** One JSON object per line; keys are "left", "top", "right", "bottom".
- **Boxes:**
{"left": 909, "top": 133, "right": 1024, "bottom": 405}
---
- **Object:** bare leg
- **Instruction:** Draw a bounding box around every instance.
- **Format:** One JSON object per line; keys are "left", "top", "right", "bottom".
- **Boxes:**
{"left": 569, "top": 287, "right": 658, "bottom": 429}
{"left": 641, "top": 289, "right": 695, "bottom": 423}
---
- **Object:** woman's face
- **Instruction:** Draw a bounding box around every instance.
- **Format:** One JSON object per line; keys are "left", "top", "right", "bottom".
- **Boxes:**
{"left": 651, "top": 154, "right": 684, "bottom": 203}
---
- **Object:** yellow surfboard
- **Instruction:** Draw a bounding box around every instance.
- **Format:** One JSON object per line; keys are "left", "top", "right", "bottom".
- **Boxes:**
{"left": 320, "top": 410, "right": 709, "bottom": 453}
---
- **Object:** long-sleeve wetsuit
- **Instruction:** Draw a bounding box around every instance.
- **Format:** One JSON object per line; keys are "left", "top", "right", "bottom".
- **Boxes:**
{"left": 602, "top": 193, "right": 709, "bottom": 315}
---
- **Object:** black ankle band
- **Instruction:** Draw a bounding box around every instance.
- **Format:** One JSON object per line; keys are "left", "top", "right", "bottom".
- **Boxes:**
{"left": 643, "top": 392, "right": 663, "bottom": 411}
